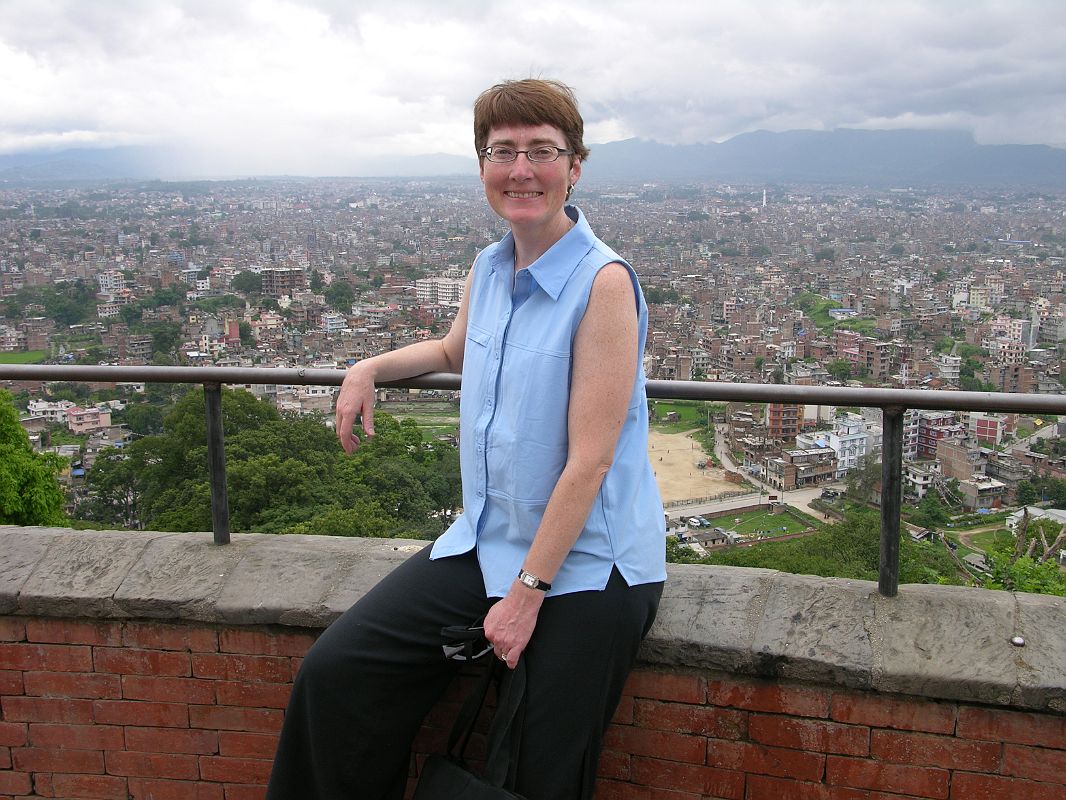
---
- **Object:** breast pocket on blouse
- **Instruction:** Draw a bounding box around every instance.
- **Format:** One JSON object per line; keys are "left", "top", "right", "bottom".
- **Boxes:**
{"left": 462, "top": 326, "right": 495, "bottom": 399}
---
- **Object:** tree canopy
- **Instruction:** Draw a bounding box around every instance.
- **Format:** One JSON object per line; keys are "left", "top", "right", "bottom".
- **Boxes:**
{"left": 81, "top": 388, "right": 461, "bottom": 539}
{"left": 0, "top": 390, "right": 67, "bottom": 526}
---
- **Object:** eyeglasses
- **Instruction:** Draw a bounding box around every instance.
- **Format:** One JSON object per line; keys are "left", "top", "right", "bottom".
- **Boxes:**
{"left": 441, "top": 622, "right": 492, "bottom": 661}
{"left": 479, "top": 145, "right": 573, "bottom": 164}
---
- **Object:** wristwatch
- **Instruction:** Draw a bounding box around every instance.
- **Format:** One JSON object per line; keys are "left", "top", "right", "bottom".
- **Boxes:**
{"left": 517, "top": 569, "right": 552, "bottom": 591}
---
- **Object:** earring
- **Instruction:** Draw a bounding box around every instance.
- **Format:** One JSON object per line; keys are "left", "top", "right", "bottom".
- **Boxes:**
{"left": 566, "top": 184, "right": 574, "bottom": 200}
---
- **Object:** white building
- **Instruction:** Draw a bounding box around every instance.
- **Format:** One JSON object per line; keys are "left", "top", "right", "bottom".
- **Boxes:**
{"left": 795, "top": 412, "right": 871, "bottom": 479}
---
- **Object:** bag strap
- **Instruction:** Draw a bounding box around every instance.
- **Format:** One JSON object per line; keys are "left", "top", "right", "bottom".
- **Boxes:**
{"left": 483, "top": 658, "right": 525, "bottom": 788}
{"left": 445, "top": 658, "right": 527, "bottom": 789}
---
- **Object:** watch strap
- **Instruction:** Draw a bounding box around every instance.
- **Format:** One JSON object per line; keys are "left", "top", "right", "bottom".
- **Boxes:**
{"left": 517, "top": 569, "right": 552, "bottom": 591}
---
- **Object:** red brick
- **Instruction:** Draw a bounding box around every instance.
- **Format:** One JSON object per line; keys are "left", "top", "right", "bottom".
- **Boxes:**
{"left": 0, "top": 669, "right": 23, "bottom": 695}
{"left": 12, "top": 746, "right": 104, "bottom": 773}
{"left": 707, "top": 739, "right": 825, "bottom": 782}
{"left": 0, "top": 722, "right": 26, "bottom": 747}
{"left": 93, "top": 647, "right": 191, "bottom": 677}
{"left": 871, "top": 729, "right": 1000, "bottom": 771}
{"left": 127, "top": 777, "right": 224, "bottom": 800}
{"left": 0, "top": 744, "right": 9, "bottom": 769}
{"left": 747, "top": 774, "right": 832, "bottom": 800}
{"left": 634, "top": 699, "right": 747, "bottom": 739}
{"left": 0, "top": 642, "right": 92, "bottom": 672}
{"left": 602, "top": 725, "right": 705, "bottom": 764}
{"left": 33, "top": 769, "right": 53, "bottom": 796}
{"left": 198, "top": 755, "right": 273, "bottom": 784}
{"left": 122, "top": 622, "right": 218, "bottom": 653}
{"left": 120, "top": 674, "right": 216, "bottom": 704}
{"left": 218, "top": 628, "right": 316, "bottom": 657}
{"left": 191, "top": 653, "right": 291, "bottom": 683}
{"left": 0, "top": 618, "right": 25, "bottom": 642}
{"left": 215, "top": 681, "right": 291, "bottom": 709}
{"left": 218, "top": 731, "right": 279, "bottom": 759}
{"left": 0, "top": 771, "right": 32, "bottom": 795}
{"left": 29, "top": 722, "right": 124, "bottom": 751}
{"left": 24, "top": 671, "right": 121, "bottom": 699}
{"left": 708, "top": 678, "right": 829, "bottom": 718}
{"left": 2, "top": 696, "right": 94, "bottom": 723}
{"left": 750, "top": 715, "right": 869, "bottom": 756}
{"left": 105, "top": 750, "right": 199, "bottom": 780}
{"left": 596, "top": 747, "right": 630, "bottom": 780}
{"left": 125, "top": 726, "right": 218, "bottom": 755}
{"left": 189, "top": 705, "right": 284, "bottom": 733}
{"left": 826, "top": 755, "right": 948, "bottom": 798}
{"left": 51, "top": 773, "right": 128, "bottom": 799}
{"left": 623, "top": 670, "right": 705, "bottom": 704}
{"left": 93, "top": 699, "right": 189, "bottom": 727}
{"left": 26, "top": 618, "right": 122, "bottom": 647}
{"left": 950, "top": 772, "right": 1066, "bottom": 800}
{"left": 631, "top": 755, "right": 745, "bottom": 799}
{"left": 221, "top": 786, "right": 269, "bottom": 800}
{"left": 830, "top": 693, "right": 956, "bottom": 734}
{"left": 957, "top": 706, "right": 1066, "bottom": 748}
{"left": 1002, "top": 743, "right": 1066, "bottom": 784}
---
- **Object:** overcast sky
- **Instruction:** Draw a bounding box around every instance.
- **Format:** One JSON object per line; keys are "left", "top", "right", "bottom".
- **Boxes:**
{"left": 2, "top": 0, "right": 1065, "bottom": 176}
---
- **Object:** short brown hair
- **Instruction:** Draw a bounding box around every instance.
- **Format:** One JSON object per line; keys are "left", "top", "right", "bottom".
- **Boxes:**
{"left": 473, "top": 79, "right": 590, "bottom": 162}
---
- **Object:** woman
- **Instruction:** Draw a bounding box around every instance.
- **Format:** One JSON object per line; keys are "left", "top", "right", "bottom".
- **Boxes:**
{"left": 267, "top": 78, "right": 666, "bottom": 800}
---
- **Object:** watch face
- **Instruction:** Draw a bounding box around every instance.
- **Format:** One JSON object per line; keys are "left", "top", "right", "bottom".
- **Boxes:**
{"left": 520, "top": 573, "right": 536, "bottom": 588}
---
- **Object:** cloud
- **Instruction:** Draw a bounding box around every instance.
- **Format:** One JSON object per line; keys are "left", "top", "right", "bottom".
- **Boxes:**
{"left": 1, "top": 0, "right": 1064, "bottom": 175}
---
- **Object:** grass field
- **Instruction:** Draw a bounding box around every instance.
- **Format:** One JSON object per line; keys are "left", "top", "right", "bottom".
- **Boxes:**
{"left": 0, "top": 350, "right": 46, "bottom": 364}
{"left": 715, "top": 507, "right": 814, "bottom": 537}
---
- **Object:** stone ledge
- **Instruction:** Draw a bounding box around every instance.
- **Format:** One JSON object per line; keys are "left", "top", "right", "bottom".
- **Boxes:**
{"left": 2, "top": 525, "right": 1064, "bottom": 714}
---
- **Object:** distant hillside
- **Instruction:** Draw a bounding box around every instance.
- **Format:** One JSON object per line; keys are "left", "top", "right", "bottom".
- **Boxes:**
{"left": 584, "top": 129, "right": 1066, "bottom": 186}
{"left": 3, "top": 130, "right": 1065, "bottom": 186}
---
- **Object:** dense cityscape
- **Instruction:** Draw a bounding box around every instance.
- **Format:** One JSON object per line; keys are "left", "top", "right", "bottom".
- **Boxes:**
{"left": 3, "top": 178, "right": 1066, "bottom": 517}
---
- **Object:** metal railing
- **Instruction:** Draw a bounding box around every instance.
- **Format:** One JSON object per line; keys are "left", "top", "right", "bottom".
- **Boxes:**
{"left": 5, "top": 363, "right": 1066, "bottom": 598}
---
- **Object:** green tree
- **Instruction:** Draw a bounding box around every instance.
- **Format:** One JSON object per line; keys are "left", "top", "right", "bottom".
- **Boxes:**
{"left": 82, "top": 448, "right": 139, "bottom": 527}
{"left": 325, "top": 281, "right": 355, "bottom": 312}
{"left": 231, "top": 271, "right": 263, "bottom": 295}
{"left": 1016, "top": 481, "right": 1038, "bottom": 507}
{"left": 826, "top": 359, "right": 852, "bottom": 382}
{"left": 0, "top": 390, "right": 67, "bottom": 525}
{"left": 983, "top": 514, "right": 1066, "bottom": 596}
{"left": 911, "top": 494, "right": 949, "bottom": 530}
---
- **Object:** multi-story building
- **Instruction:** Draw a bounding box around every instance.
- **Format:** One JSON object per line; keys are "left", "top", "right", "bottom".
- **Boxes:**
{"left": 958, "top": 476, "right": 1006, "bottom": 511}
{"left": 261, "top": 267, "right": 306, "bottom": 299}
{"left": 415, "top": 276, "right": 466, "bottom": 305}
{"left": 935, "top": 354, "right": 961, "bottom": 384}
{"left": 766, "top": 402, "right": 800, "bottom": 442}
{"left": 66, "top": 406, "right": 113, "bottom": 435}
{"left": 904, "top": 461, "right": 941, "bottom": 501}
{"left": 764, "top": 447, "right": 837, "bottom": 491}
{"left": 796, "top": 412, "right": 870, "bottom": 479}
{"left": 966, "top": 411, "right": 1014, "bottom": 446}
{"left": 983, "top": 362, "right": 1034, "bottom": 394}
{"left": 916, "top": 410, "right": 965, "bottom": 459}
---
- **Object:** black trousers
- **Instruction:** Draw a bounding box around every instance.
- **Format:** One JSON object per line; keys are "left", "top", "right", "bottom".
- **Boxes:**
{"left": 266, "top": 545, "right": 663, "bottom": 800}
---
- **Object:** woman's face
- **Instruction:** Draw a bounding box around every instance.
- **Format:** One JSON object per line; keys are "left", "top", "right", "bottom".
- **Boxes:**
{"left": 479, "top": 123, "right": 581, "bottom": 233}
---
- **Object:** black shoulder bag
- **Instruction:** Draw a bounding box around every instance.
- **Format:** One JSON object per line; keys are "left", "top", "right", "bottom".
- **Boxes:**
{"left": 413, "top": 656, "right": 527, "bottom": 799}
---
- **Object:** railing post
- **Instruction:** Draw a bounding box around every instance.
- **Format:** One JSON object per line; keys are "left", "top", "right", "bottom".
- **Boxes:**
{"left": 204, "top": 382, "right": 231, "bottom": 545}
{"left": 879, "top": 405, "right": 905, "bottom": 597}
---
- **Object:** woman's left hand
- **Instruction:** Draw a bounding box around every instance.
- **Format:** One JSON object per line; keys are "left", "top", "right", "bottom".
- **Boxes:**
{"left": 484, "top": 580, "right": 546, "bottom": 670}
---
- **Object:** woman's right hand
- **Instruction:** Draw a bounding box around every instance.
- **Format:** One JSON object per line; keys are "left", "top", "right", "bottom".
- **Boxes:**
{"left": 335, "top": 361, "right": 376, "bottom": 454}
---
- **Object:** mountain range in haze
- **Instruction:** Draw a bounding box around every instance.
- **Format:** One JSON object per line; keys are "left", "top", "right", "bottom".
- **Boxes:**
{"left": 2, "top": 129, "right": 1065, "bottom": 187}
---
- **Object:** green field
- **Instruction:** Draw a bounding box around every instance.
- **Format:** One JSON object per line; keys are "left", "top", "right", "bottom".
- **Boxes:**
{"left": 0, "top": 350, "right": 46, "bottom": 364}
{"left": 713, "top": 507, "right": 815, "bottom": 538}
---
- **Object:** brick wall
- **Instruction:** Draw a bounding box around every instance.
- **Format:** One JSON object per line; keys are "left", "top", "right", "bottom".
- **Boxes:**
{"left": 3, "top": 615, "right": 1066, "bottom": 800}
